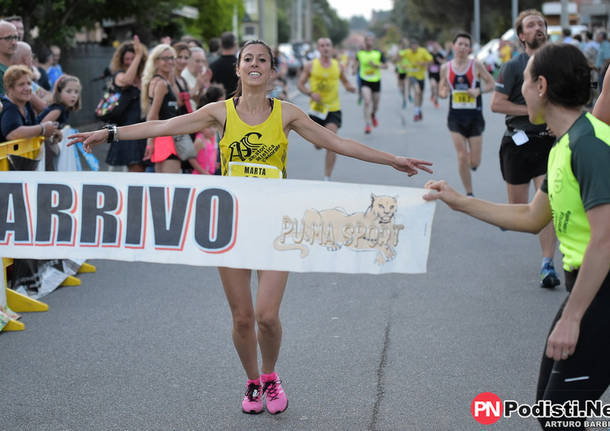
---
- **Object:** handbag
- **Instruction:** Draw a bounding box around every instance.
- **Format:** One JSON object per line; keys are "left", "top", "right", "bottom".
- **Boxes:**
{"left": 95, "top": 77, "right": 137, "bottom": 123}
{"left": 173, "top": 134, "right": 198, "bottom": 161}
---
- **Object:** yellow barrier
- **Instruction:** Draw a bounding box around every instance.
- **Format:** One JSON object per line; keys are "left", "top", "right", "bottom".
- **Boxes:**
{"left": 0, "top": 136, "right": 44, "bottom": 171}
{"left": 0, "top": 136, "right": 97, "bottom": 332}
{"left": 1, "top": 137, "right": 44, "bottom": 331}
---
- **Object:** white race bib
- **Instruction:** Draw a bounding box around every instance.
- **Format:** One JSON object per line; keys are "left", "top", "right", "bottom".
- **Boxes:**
{"left": 228, "top": 162, "right": 282, "bottom": 179}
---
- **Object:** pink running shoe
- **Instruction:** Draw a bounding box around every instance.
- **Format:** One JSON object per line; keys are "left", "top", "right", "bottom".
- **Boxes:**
{"left": 242, "top": 379, "right": 263, "bottom": 414}
{"left": 262, "top": 373, "right": 288, "bottom": 415}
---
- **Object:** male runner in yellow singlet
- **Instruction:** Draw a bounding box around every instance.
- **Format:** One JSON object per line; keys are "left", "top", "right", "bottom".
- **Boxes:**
{"left": 298, "top": 37, "right": 356, "bottom": 180}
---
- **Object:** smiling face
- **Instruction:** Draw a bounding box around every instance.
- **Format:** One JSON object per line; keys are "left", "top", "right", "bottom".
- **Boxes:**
{"left": 175, "top": 48, "right": 190, "bottom": 73}
{"left": 188, "top": 49, "right": 206, "bottom": 75}
{"left": 236, "top": 43, "right": 273, "bottom": 89}
{"left": 7, "top": 74, "right": 32, "bottom": 104}
{"left": 155, "top": 48, "right": 175, "bottom": 74}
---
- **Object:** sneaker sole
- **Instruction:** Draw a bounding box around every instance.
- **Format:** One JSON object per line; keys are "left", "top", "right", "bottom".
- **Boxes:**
{"left": 242, "top": 408, "right": 264, "bottom": 415}
{"left": 266, "top": 399, "right": 288, "bottom": 415}
{"left": 540, "top": 274, "right": 560, "bottom": 288}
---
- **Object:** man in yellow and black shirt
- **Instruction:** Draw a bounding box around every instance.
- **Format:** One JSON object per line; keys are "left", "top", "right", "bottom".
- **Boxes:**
{"left": 298, "top": 37, "right": 356, "bottom": 180}
{"left": 355, "top": 34, "right": 387, "bottom": 134}
{"left": 403, "top": 39, "right": 433, "bottom": 122}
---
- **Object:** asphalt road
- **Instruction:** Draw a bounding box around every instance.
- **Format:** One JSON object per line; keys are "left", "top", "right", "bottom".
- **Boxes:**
{"left": 2, "top": 69, "right": 606, "bottom": 431}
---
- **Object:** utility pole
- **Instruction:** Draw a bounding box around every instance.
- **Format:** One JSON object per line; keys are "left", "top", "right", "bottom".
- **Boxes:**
{"left": 512, "top": 0, "right": 518, "bottom": 26}
{"left": 305, "top": 0, "right": 312, "bottom": 43}
{"left": 473, "top": 0, "right": 480, "bottom": 47}
{"left": 296, "top": 0, "right": 303, "bottom": 41}
{"left": 560, "top": 0, "right": 570, "bottom": 29}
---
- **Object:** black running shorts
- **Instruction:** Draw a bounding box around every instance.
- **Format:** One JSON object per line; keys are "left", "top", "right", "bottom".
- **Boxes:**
{"left": 428, "top": 72, "right": 440, "bottom": 82}
{"left": 361, "top": 79, "right": 381, "bottom": 93}
{"left": 536, "top": 270, "right": 610, "bottom": 431}
{"left": 310, "top": 110, "right": 342, "bottom": 128}
{"left": 447, "top": 112, "right": 485, "bottom": 138}
{"left": 499, "top": 134, "right": 554, "bottom": 185}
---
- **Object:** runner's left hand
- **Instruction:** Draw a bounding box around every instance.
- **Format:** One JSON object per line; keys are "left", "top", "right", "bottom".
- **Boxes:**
{"left": 392, "top": 156, "right": 433, "bottom": 176}
{"left": 545, "top": 317, "right": 580, "bottom": 361}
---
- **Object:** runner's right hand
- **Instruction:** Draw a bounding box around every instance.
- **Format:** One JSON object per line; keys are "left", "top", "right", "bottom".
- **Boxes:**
{"left": 67, "top": 130, "right": 107, "bottom": 152}
{"left": 423, "top": 180, "right": 466, "bottom": 209}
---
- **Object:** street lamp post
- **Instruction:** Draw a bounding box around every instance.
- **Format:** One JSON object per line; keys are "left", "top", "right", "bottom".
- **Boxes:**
{"left": 473, "top": 0, "right": 480, "bottom": 47}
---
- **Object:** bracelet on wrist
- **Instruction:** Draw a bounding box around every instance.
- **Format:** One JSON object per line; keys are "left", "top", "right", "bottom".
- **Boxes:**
{"left": 104, "top": 124, "right": 118, "bottom": 144}
{"left": 40, "top": 123, "right": 46, "bottom": 136}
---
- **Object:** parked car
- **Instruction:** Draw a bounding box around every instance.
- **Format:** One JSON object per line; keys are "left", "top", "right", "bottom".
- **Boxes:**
{"left": 278, "top": 43, "right": 302, "bottom": 77}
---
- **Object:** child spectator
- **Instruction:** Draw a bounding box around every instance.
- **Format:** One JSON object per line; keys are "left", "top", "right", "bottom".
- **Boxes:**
{"left": 37, "top": 74, "right": 81, "bottom": 127}
{"left": 192, "top": 84, "right": 225, "bottom": 175}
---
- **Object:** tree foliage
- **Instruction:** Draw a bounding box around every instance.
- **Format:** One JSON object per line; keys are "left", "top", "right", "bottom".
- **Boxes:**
{"left": 185, "top": 0, "right": 243, "bottom": 43}
{"left": 276, "top": 0, "right": 349, "bottom": 45}
{"left": 0, "top": 0, "right": 187, "bottom": 48}
{"left": 311, "top": 0, "right": 349, "bottom": 45}
{"left": 391, "top": 0, "right": 546, "bottom": 43}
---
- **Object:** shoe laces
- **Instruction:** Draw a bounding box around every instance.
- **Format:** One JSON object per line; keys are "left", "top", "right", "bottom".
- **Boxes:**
{"left": 263, "top": 379, "right": 281, "bottom": 401}
{"left": 244, "top": 382, "right": 261, "bottom": 401}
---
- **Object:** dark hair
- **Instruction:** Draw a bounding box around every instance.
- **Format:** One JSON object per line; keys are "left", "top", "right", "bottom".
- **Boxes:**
{"left": 530, "top": 43, "right": 591, "bottom": 108}
{"left": 198, "top": 84, "right": 225, "bottom": 109}
{"left": 453, "top": 32, "right": 472, "bottom": 45}
{"left": 109, "top": 40, "right": 147, "bottom": 76}
{"left": 562, "top": 28, "right": 571, "bottom": 37}
{"left": 4, "top": 15, "right": 22, "bottom": 23}
{"left": 586, "top": 31, "right": 593, "bottom": 40}
{"left": 515, "top": 9, "right": 547, "bottom": 36}
{"left": 233, "top": 39, "right": 275, "bottom": 98}
{"left": 208, "top": 37, "right": 220, "bottom": 53}
{"left": 33, "top": 44, "right": 51, "bottom": 64}
{"left": 180, "top": 35, "right": 203, "bottom": 48}
{"left": 220, "top": 32, "right": 236, "bottom": 50}
{"left": 172, "top": 41, "right": 190, "bottom": 56}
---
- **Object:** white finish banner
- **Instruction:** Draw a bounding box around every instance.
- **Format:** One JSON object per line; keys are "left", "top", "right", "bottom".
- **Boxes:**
{"left": 0, "top": 172, "right": 435, "bottom": 274}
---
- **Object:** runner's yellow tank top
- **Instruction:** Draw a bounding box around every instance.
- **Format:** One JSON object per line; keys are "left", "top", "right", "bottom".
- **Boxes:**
{"left": 219, "top": 98, "right": 288, "bottom": 179}
{"left": 309, "top": 58, "right": 341, "bottom": 113}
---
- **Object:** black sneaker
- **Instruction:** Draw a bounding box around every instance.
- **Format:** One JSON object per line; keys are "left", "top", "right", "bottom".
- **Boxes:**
{"left": 540, "top": 262, "right": 560, "bottom": 288}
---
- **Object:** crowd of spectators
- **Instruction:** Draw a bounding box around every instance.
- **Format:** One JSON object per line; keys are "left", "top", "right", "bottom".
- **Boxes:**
{"left": 0, "top": 18, "right": 295, "bottom": 175}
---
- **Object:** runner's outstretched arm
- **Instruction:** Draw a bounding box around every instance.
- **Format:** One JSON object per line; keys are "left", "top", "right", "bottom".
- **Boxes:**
{"left": 67, "top": 101, "right": 224, "bottom": 152}
{"left": 423, "top": 180, "right": 551, "bottom": 233}
{"left": 283, "top": 102, "right": 432, "bottom": 176}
